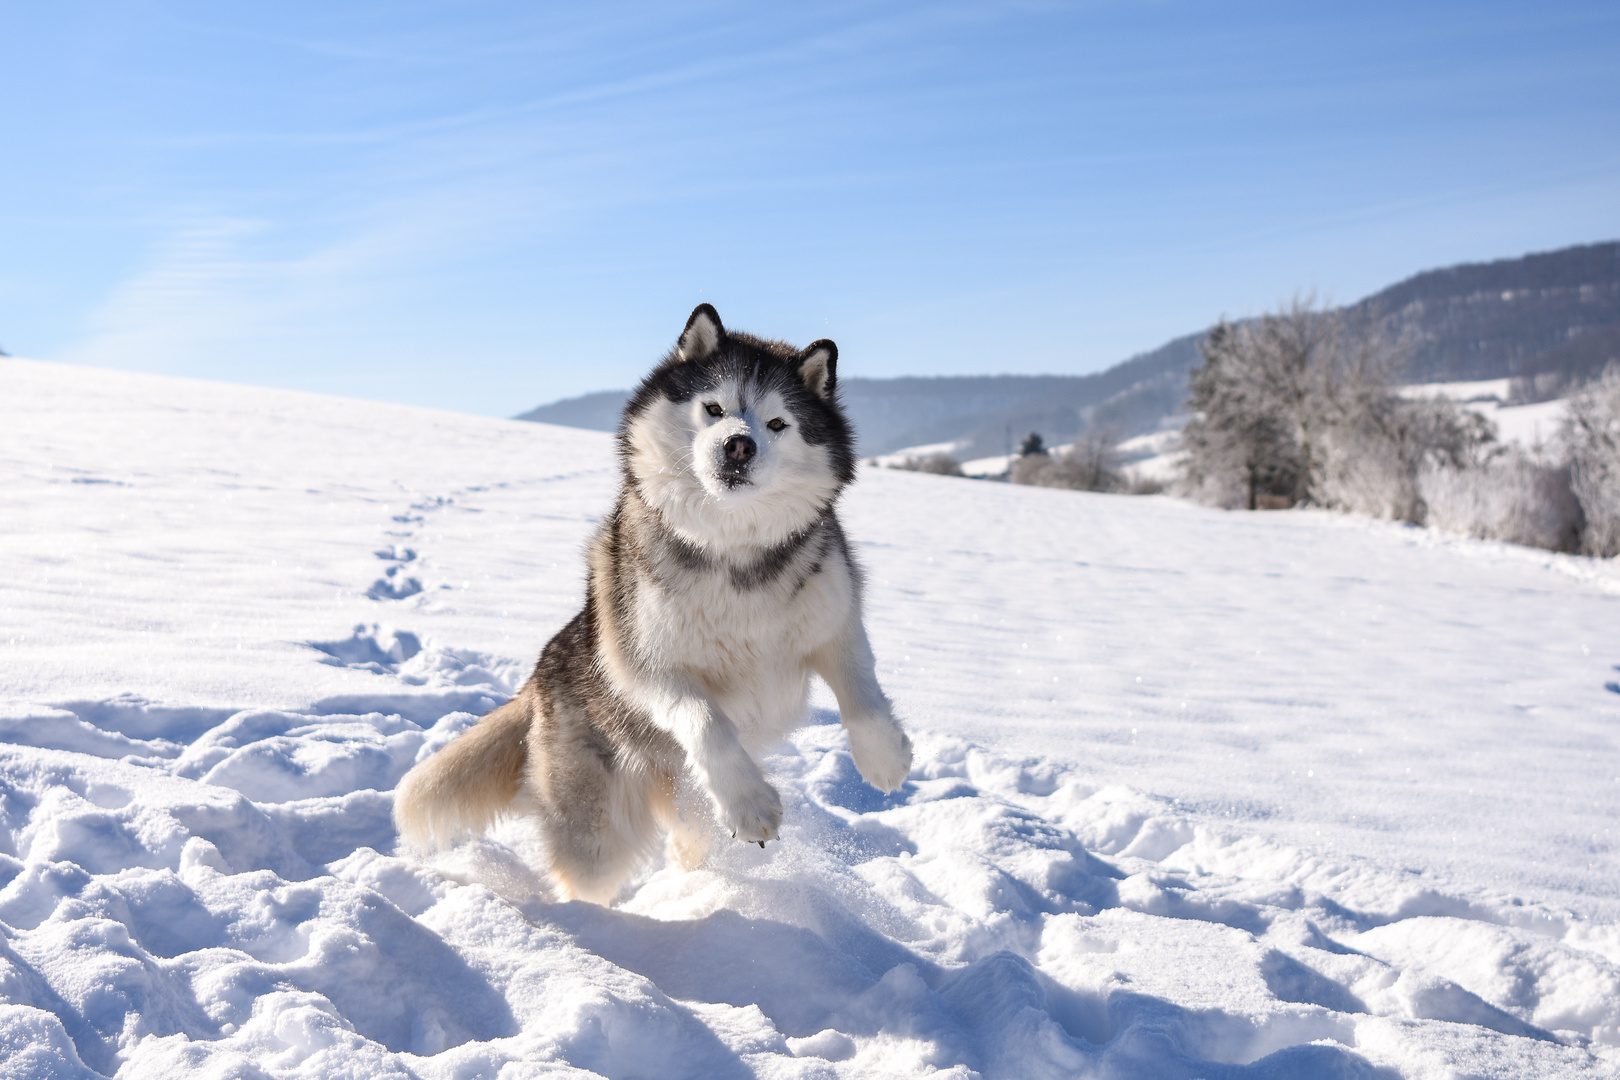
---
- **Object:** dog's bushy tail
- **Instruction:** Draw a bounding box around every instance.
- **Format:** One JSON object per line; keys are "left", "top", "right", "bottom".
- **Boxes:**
{"left": 394, "top": 696, "right": 531, "bottom": 853}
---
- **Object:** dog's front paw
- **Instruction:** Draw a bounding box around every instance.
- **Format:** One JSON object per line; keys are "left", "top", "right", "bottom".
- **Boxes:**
{"left": 714, "top": 768, "right": 783, "bottom": 845}
{"left": 847, "top": 721, "right": 913, "bottom": 793}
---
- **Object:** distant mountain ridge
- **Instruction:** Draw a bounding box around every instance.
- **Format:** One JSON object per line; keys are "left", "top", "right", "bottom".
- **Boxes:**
{"left": 517, "top": 241, "right": 1620, "bottom": 458}
{"left": 517, "top": 390, "right": 630, "bottom": 433}
{"left": 1355, "top": 240, "right": 1620, "bottom": 383}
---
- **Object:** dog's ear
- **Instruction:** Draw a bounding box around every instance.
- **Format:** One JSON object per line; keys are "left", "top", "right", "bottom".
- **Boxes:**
{"left": 678, "top": 304, "right": 725, "bottom": 361}
{"left": 798, "top": 339, "right": 837, "bottom": 399}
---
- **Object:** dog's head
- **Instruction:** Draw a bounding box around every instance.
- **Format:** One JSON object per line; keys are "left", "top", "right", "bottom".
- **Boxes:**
{"left": 620, "top": 304, "right": 857, "bottom": 549}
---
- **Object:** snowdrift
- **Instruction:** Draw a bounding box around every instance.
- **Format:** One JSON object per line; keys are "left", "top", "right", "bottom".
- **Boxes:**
{"left": 2, "top": 358, "right": 1617, "bottom": 1078}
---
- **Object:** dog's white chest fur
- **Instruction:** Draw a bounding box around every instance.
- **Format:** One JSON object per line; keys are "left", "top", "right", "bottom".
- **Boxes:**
{"left": 628, "top": 553, "right": 853, "bottom": 751}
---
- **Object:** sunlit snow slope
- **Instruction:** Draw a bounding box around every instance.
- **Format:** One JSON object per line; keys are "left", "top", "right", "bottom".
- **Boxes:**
{"left": 2, "top": 357, "right": 1618, "bottom": 1079}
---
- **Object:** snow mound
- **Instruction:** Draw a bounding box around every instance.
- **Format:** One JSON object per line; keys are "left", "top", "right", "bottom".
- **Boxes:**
{"left": 0, "top": 704, "right": 1615, "bottom": 1078}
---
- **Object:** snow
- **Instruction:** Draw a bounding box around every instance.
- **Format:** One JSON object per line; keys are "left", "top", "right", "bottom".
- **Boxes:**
{"left": 1399, "top": 379, "right": 1519, "bottom": 404}
{"left": 1114, "top": 430, "right": 1186, "bottom": 486}
{"left": 1114, "top": 430, "right": 1181, "bottom": 460}
{"left": 1486, "top": 399, "right": 1570, "bottom": 453}
{"left": 867, "top": 443, "right": 967, "bottom": 469}
{"left": 959, "top": 454, "right": 1018, "bottom": 479}
{"left": 1400, "top": 379, "right": 1572, "bottom": 453}
{"left": 2, "top": 356, "right": 1619, "bottom": 1078}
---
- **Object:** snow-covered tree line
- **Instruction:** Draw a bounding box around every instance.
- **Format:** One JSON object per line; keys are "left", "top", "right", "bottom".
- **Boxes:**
{"left": 1180, "top": 300, "right": 1620, "bottom": 556}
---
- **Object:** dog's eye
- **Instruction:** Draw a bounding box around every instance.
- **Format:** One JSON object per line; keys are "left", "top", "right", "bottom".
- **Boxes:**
{"left": 767, "top": 418, "right": 787, "bottom": 432}
{"left": 704, "top": 403, "right": 724, "bottom": 418}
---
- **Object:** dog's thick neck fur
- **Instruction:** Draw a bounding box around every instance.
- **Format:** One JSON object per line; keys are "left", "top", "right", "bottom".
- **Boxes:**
{"left": 612, "top": 492, "right": 845, "bottom": 598}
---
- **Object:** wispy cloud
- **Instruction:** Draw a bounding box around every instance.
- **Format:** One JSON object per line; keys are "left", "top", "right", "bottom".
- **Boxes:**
{"left": 65, "top": 217, "right": 281, "bottom": 372}
{"left": 61, "top": 205, "right": 473, "bottom": 380}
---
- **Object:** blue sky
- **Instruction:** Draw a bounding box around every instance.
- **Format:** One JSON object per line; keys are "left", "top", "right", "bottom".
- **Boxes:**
{"left": 3, "top": 1, "right": 1617, "bottom": 415}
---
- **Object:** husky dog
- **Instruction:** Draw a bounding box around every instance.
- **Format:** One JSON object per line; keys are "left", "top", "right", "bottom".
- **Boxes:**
{"left": 394, "top": 304, "right": 912, "bottom": 903}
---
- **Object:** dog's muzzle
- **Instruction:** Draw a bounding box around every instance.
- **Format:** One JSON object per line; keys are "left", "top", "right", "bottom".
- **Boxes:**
{"left": 719, "top": 434, "right": 756, "bottom": 487}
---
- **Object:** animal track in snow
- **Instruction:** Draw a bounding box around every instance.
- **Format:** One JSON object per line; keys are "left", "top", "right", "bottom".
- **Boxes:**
{"left": 307, "top": 624, "right": 519, "bottom": 694}
{"left": 367, "top": 500, "right": 439, "bottom": 600}
{"left": 309, "top": 624, "right": 424, "bottom": 673}
{"left": 365, "top": 575, "right": 423, "bottom": 600}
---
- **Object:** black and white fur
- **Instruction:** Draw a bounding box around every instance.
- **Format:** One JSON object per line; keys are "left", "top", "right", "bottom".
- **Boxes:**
{"left": 394, "top": 304, "right": 912, "bottom": 903}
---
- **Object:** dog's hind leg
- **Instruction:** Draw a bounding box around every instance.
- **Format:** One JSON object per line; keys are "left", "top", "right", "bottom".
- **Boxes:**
{"left": 651, "top": 777, "right": 712, "bottom": 871}
{"left": 533, "top": 744, "right": 662, "bottom": 904}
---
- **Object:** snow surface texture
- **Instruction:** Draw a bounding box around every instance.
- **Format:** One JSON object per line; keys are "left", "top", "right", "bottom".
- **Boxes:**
{"left": 2, "top": 357, "right": 1618, "bottom": 1079}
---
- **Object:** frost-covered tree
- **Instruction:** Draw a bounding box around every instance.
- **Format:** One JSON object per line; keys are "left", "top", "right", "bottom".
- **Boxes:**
{"left": 1181, "top": 303, "right": 1384, "bottom": 509}
{"left": 1183, "top": 300, "right": 1603, "bottom": 551}
{"left": 1181, "top": 300, "right": 1488, "bottom": 521}
{"left": 1066, "top": 427, "right": 1123, "bottom": 491}
{"left": 1320, "top": 386, "right": 1506, "bottom": 523}
{"left": 1562, "top": 365, "right": 1620, "bottom": 556}
{"left": 1182, "top": 319, "right": 1303, "bottom": 509}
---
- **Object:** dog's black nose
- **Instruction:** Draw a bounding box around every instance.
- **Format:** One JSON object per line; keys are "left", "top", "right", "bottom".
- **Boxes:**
{"left": 724, "top": 434, "right": 756, "bottom": 463}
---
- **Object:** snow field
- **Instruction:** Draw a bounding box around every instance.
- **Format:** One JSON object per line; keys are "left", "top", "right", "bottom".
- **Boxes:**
{"left": 2, "top": 358, "right": 1618, "bottom": 1078}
